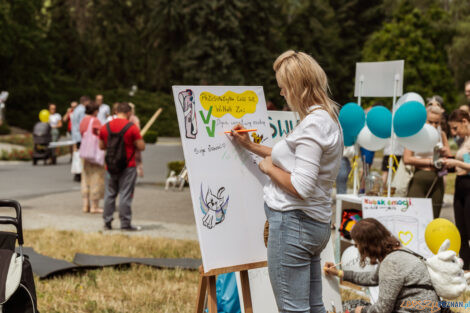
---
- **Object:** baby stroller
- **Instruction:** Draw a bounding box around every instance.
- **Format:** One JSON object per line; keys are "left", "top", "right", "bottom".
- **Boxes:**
{"left": 0, "top": 200, "right": 39, "bottom": 313}
{"left": 32, "top": 122, "right": 55, "bottom": 165}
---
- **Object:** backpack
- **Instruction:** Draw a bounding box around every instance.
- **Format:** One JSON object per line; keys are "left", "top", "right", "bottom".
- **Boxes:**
{"left": 393, "top": 240, "right": 470, "bottom": 301}
{"left": 105, "top": 122, "right": 134, "bottom": 175}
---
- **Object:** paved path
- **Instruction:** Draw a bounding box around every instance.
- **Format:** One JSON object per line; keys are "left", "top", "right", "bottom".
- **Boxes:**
{"left": 0, "top": 141, "right": 184, "bottom": 199}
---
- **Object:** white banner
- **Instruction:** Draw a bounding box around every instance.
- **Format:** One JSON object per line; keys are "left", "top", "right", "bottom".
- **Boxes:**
{"left": 172, "top": 86, "right": 272, "bottom": 272}
{"left": 362, "top": 197, "right": 433, "bottom": 258}
{"left": 267, "top": 110, "right": 299, "bottom": 144}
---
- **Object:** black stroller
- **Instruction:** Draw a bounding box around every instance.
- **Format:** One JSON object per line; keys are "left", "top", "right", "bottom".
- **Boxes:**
{"left": 0, "top": 200, "right": 39, "bottom": 313}
{"left": 32, "top": 122, "right": 56, "bottom": 165}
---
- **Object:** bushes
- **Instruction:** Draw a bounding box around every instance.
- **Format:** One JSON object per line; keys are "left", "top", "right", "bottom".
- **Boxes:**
{"left": 143, "top": 130, "right": 158, "bottom": 144}
{"left": 167, "top": 161, "right": 185, "bottom": 177}
{"left": 0, "top": 123, "right": 11, "bottom": 135}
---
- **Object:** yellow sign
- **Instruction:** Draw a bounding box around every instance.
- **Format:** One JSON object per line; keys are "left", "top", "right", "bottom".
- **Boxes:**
{"left": 199, "top": 91, "right": 258, "bottom": 119}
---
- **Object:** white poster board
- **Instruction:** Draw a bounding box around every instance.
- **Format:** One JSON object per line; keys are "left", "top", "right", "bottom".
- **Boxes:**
{"left": 267, "top": 110, "right": 299, "bottom": 144}
{"left": 238, "top": 238, "right": 343, "bottom": 313}
{"left": 354, "top": 60, "right": 404, "bottom": 97}
{"left": 172, "top": 86, "right": 271, "bottom": 273}
{"left": 362, "top": 197, "right": 433, "bottom": 258}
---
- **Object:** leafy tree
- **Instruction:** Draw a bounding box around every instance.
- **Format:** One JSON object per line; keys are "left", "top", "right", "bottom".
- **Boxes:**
{"left": 362, "top": 0, "right": 457, "bottom": 110}
{"left": 329, "top": 0, "right": 386, "bottom": 104}
{"left": 0, "top": 0, "right": 53, "bottom": 127}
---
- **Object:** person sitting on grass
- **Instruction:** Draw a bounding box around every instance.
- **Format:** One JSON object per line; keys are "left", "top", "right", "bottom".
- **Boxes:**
{"left": 324, "top": 218, "right": 438, "bottom": 313}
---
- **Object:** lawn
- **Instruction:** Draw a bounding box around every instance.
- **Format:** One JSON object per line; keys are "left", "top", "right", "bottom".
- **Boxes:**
{"left": 25, "top": 229, "right": 201, "bottom": 313}
{"left": 24, "top": 229, "right": 469, "bottom": 312}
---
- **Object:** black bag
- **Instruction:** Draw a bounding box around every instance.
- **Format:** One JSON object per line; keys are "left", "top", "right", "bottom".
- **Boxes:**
{"left": 0, "top": 200, "right": 39, "bottom": 313}
{"left": 105, "top": 122, "right": 134, "bottom": 175}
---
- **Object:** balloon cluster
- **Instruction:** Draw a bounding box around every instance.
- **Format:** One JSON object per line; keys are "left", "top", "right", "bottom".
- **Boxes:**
{"left": 339, "top": 92, "right": 439, "bottom": 152}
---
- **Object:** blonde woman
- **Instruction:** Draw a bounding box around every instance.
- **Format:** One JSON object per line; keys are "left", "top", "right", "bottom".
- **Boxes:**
{"left": 231, "top": 50, "right": 343, "bottom": 313}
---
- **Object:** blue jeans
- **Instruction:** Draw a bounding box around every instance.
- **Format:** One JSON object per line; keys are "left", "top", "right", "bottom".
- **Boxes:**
{"left": 265, "top": 204, "right": 331, "bottom": 313}
{"left": 335, "top": 157, "right": 351, "bottom": 194}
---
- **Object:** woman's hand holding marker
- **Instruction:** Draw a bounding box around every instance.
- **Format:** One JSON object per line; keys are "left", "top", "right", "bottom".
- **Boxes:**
{"left": 229, "top": 124, "right": 252, "bottom": 149}
{"left": 323, "top": 262, "right": 343, "bottom": 278}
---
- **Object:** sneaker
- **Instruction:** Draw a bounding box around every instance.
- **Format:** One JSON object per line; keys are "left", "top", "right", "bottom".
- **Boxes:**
{"left": 121, "top": 225, "right": 142, "bottom": 231}
{"left": 104, "top": 222, "right": 112, "bottom": 230}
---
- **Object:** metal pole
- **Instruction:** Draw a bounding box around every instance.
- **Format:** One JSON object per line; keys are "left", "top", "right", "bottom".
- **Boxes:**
{"left": 387, "top": 74, "right": 400, "bottom": 197}
{"left": 353, "top": 76, "right": 364, "bottom": 196}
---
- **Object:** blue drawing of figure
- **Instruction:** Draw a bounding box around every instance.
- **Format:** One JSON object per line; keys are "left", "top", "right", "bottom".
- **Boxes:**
{"left": 178, "top": 89, "right": 197, "bottom": 139}
{"left": 200, "top": 184, "right": 229, "bottom": 229}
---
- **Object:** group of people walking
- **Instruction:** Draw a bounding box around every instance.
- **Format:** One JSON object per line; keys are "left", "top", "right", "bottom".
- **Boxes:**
{"left": 48, "top": 96, "right": 145, "bottom": 231}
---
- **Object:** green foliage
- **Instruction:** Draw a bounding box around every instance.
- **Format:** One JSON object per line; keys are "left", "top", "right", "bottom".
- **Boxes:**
{"left": 143, "top": 130, "right": 158, "bottom": 144}
{"left": 167, "top": 161, "right": 185, "bottom": 177}
{"left": 0, "top": 123, "right": 11, "bottom": 135}
{"left": 1, "top": 0, "right": 470, "bottom": 131}
{"left": 362, "top": 0, "right": 458, "bottom": 110}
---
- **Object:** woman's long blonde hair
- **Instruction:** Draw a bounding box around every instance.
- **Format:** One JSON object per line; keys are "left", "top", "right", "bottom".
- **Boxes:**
{"left": 273, "top": 50, "right": 338, "bottom": 121}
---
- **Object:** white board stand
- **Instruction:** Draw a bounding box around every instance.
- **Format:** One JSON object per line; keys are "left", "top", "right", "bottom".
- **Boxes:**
{"left": 353, "top": 61, "right": 404, "bottom": 196}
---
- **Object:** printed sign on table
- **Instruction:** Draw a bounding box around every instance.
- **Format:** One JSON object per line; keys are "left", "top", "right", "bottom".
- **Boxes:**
{"left": 362, "top": 197, "right": 433, "bottom": 258}
{"left": 172, "top": 86, "right": 272, "bottom": 273}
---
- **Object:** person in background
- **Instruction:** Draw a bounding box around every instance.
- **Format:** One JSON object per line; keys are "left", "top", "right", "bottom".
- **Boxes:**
{"left": 336, "top": 145, "right": 354, "bottom": 195}
{"left": 266, "top": 101, "right": 277, "bottom": 110}
{"left": 404, "top": 105, "right": 451, "bottom": 218}
{"left": 63, "top": 101, "right": 77, "bottom": 162}
{"left": 442, "top": 109, "right": 470, "bottom": 269}
{"left": 96, "top": 94, "right": 110, "bottom": 125}
{"left": 129, "top": 103, "right": 144, "bottom": 177}
{"left": 427, "top": 95, "right": 449, "bottom": 137}
{"left": 48, "top": 103, "right": 62, "bottom": 142}
{"left": 324, "top": 218, "right": 438, "bottom": 313}
{"left": 381, "top": 142, "right": 404, "bottom": 187}
{"left": 465, "top": 81, "right": 470, "bottom": 103}
{"left": 106, "top": 102, "right": 119, "bottom": 122}
{"left": 460, "top": 104, "right": 469, "bottom": 114}
{"left": 79, "top": 101, "right": 105, "bottom": 214}
{"left": 99, "top": 102, "right": 145, "bottom": 231}
{"left": 71, "top": 96, "right": 89, "bottom": 181}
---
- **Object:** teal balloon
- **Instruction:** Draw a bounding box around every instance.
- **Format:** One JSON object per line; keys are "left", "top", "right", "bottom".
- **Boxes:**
{"left": 393, "top": 101, "right": 427, "bottom": 137}
{"left": 339, "top": 102, "right": 365, "bottom": 137}
{"left": 366, "top": 106, "right": 392, "bottom": 139}
{"left": 344, "top": 134, "right": 356, "bottom": 147}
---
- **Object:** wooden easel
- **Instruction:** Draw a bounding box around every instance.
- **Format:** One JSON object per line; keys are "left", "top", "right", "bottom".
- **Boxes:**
{"left": 195, "top": 261, "right": 267, "bottom": 313}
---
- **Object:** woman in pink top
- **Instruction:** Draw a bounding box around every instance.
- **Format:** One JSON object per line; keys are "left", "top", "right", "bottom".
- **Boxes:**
{"left": 79, "top": 102, "right": 105, "bottom": 214}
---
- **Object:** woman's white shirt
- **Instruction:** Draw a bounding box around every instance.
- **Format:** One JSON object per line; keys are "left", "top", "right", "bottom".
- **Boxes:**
{"left": 264, "top": 106, "right": 343, "bottom": 223}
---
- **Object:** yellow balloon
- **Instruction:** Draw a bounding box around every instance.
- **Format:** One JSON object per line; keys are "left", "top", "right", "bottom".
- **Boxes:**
{"left": 39, "top": 109, "right": 50, "bottom": 123}
{"left": 425, "top": 218, "right": 461, "bottom": 254}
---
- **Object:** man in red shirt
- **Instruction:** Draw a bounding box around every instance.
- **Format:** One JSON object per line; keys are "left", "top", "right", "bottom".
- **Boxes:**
{"left": 99, "top": 102, "right": 145, "bottom": 231}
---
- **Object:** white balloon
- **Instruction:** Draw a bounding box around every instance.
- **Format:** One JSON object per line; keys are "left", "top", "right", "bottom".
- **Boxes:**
{"left": 357, "top": 126, "right": 389, "bottom": 151}
{"left": 395, "top": 92, "right": 425, "bottom": 110}
{"left": 341, "top": 246, "right": 377, "bottom": 272}
{"left": 396, "top": 124, "right": 439, "bottom": 153}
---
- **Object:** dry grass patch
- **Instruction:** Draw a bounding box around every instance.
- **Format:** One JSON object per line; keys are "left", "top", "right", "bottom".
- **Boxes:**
{"left": 24, "top": 229, "right": 200, "bottom": 313}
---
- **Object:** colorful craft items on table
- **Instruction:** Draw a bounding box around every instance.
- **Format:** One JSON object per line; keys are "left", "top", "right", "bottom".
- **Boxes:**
{"left": 338, "top": 92, "right": 438, "bottom": 153}
{"left": 425, "top": 218, "right": 461, "bottom": 255}
{"left": 39, "top": 109, "right": 50, "bottom": 123}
